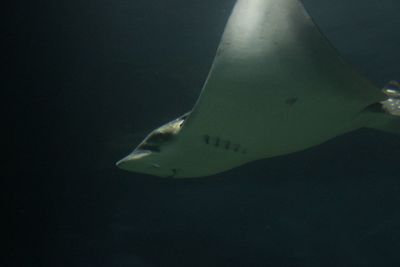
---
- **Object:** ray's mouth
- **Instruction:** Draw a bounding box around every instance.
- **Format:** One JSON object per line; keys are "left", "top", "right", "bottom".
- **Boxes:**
{"left": 168, "top": 168, "right": 178, "bottom": 178}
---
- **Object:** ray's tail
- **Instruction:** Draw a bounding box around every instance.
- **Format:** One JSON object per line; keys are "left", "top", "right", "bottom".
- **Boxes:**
{"left": 381, "top": 80, "right": 400, "bottom": 116}
{"left": 366, "top": 80, "right": 400, "bottom": 135}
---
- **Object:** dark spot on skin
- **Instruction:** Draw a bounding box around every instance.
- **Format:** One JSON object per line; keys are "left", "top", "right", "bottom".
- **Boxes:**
{"left": 285, "top": 97, "right": 298, "bottom": 106}
{"left": 215, "top": 137, "right": 220, "bottom": 147}
{"left": 203, "top": 135, "right": 247, "bottom": 155}
{"left": 138, "top": 144, "right": 161, "bottom": 152}
{"left": 204, "top": 135, "right": 210, "bottom": 144}
{"left": 225, "top": 141, "right": 231, "bottom": 149}
{"left": 146, "top": 132, "right": 174, "bottom": 144}
{"left": 233, "top": 144, "right": 240, "bottom": 152}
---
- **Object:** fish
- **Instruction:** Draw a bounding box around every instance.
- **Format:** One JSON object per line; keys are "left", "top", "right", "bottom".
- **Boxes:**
{"left": 116, "top": 0, "right": 399, "bottom": 178}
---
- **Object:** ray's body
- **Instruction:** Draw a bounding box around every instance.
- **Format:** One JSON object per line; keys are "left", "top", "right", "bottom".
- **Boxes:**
{"left": 117, "top": 0, "right": 399, "bottom": 178}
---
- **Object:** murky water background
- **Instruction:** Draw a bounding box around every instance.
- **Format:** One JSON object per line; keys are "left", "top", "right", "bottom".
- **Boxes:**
{"left": 11, "top": 0, "right": 400, "bottom": 266}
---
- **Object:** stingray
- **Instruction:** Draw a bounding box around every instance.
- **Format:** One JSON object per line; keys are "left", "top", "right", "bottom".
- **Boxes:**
{"left": 116, "top": 0, "right": 399, "bottom": 178}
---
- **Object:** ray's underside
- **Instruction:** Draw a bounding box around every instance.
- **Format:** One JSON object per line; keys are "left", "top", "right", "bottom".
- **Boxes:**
{"left": 116, "top": 0, "right": 398, "bottom": 178}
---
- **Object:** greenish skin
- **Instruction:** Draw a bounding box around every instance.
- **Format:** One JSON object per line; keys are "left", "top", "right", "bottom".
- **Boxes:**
{"left": 117, "top": 0, "right": 399, "bottom": 178}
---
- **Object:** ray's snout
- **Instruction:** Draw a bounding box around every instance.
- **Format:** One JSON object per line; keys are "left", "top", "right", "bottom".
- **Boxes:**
{"left": 115, "top": 157, "right": 129, "bottom": 170}
{"left": 115, "top": 150, "right": 152, "bottom": 171}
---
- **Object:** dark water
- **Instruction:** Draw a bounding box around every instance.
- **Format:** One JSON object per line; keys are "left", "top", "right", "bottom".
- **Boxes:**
{"left": 11, "top": 0, "right": 400, "bottom": 266}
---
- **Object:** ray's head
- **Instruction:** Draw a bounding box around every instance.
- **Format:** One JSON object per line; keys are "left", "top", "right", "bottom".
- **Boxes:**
{"left": 116, "top": 114, "right": 189, "bottom": 178}
{"left": 116, "top": 110, "right": 252, "bottom": 178}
